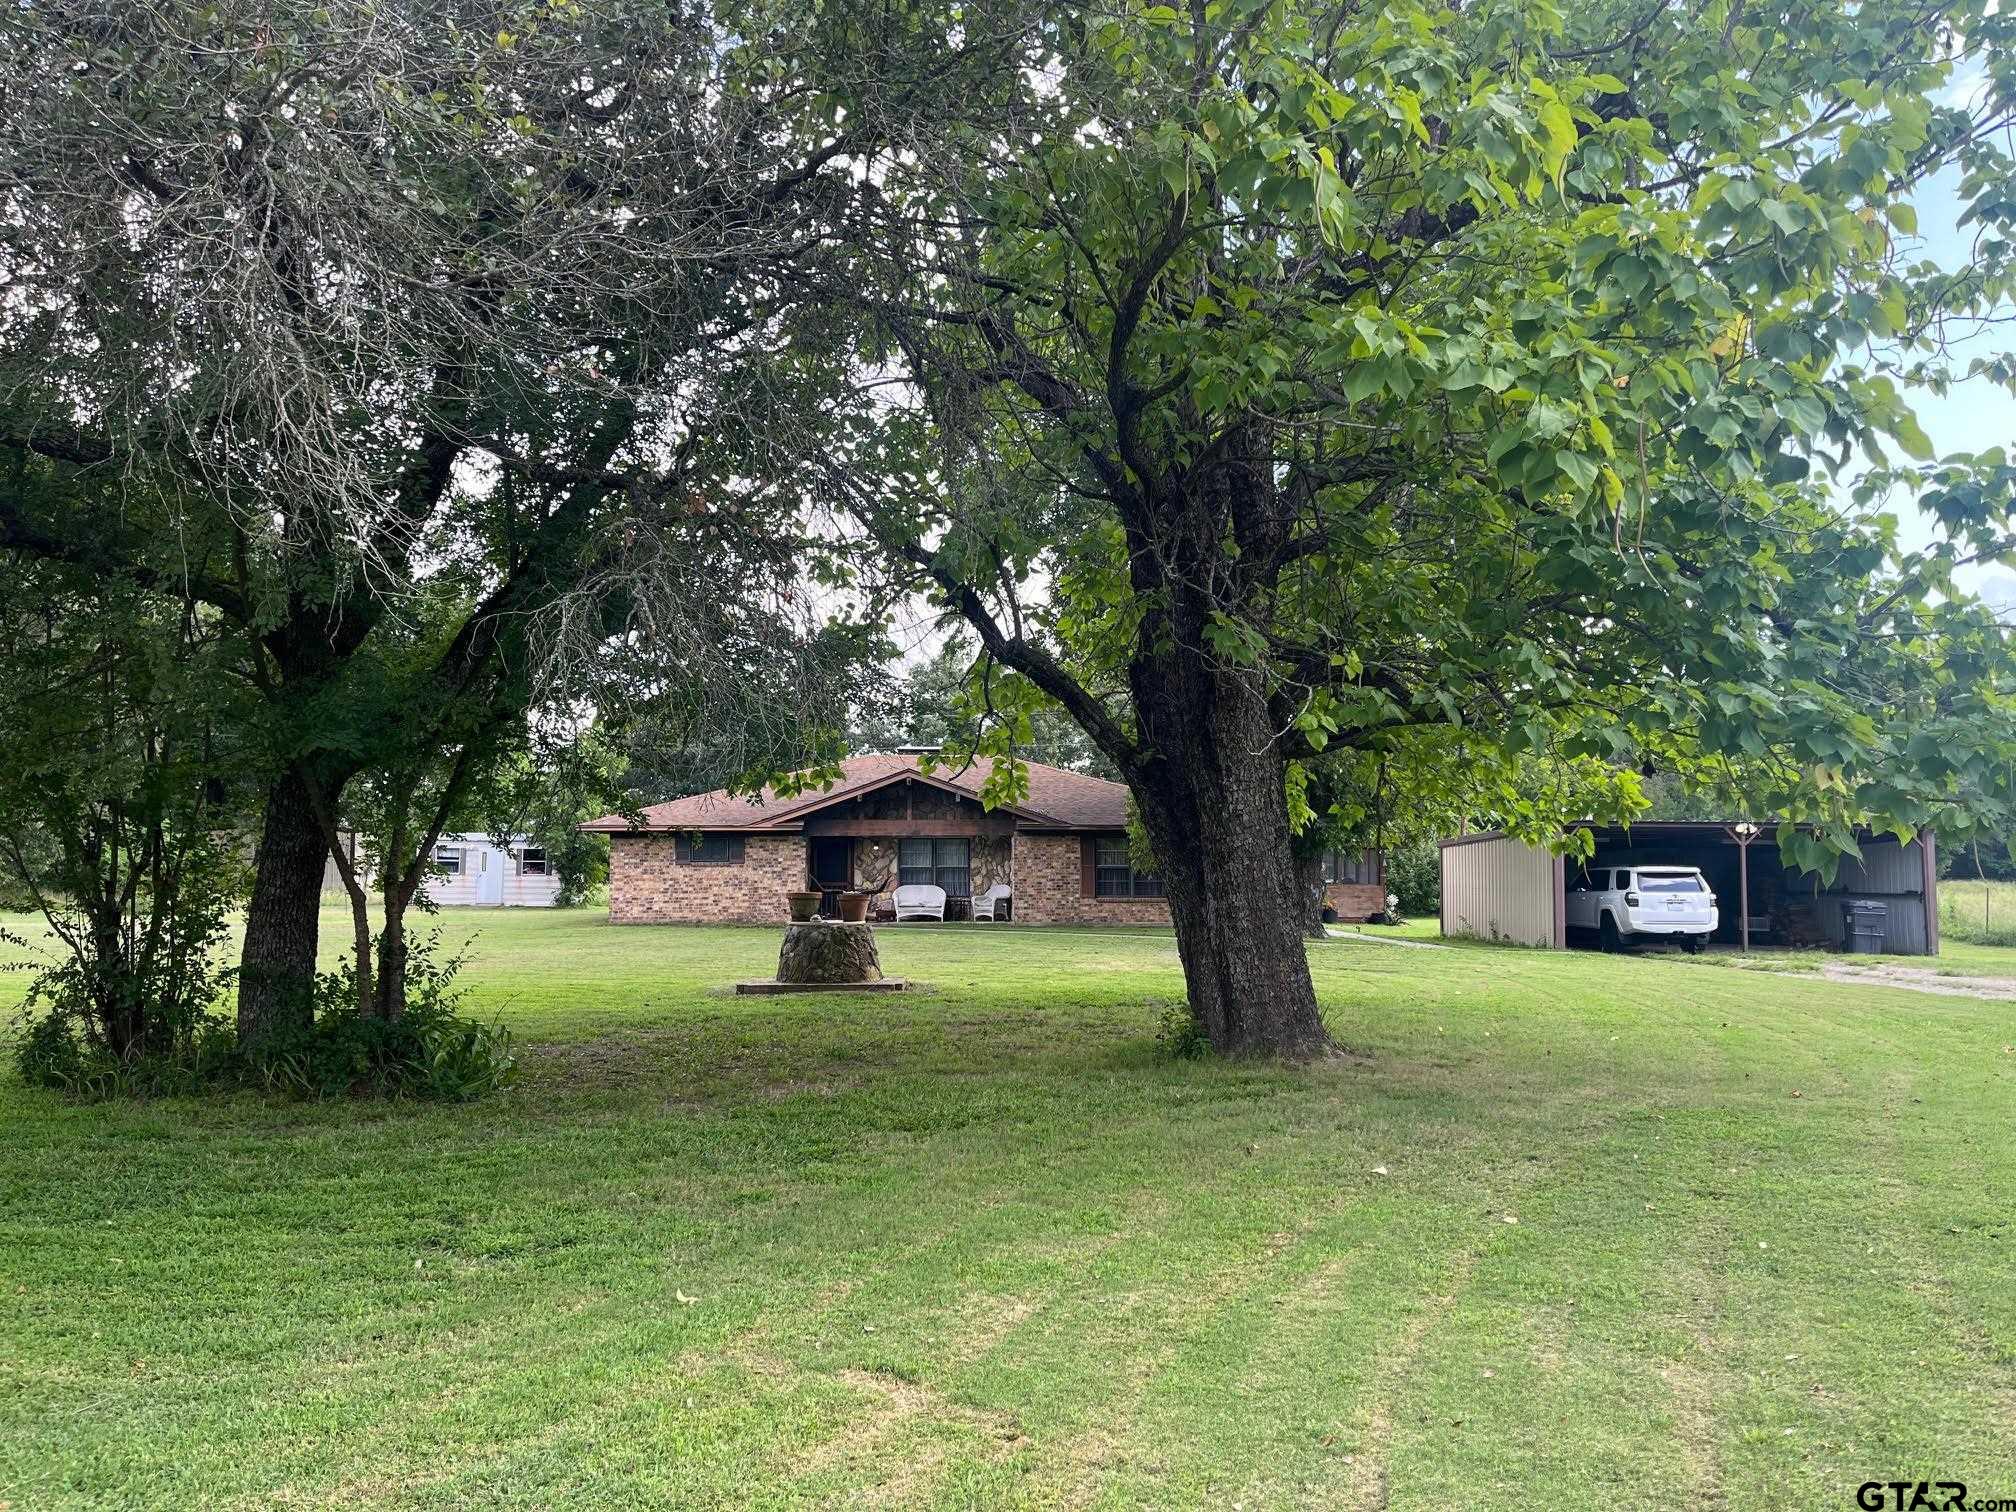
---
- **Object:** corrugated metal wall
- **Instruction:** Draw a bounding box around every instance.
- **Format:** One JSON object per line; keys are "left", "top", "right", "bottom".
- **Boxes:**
{"left": 1441, "top": 836, "right": 1557, "bottom": 947}
{"left": 1804, "top": 836, "right": 1930, "bottom": 954}
{"left": 1827, "top": 837, "right": 1923, "bottom": 895}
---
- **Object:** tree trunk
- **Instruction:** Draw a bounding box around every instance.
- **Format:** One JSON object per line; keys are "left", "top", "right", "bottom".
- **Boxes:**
{"left": 1130, "top": 653, "right": 1330, "bottom": 1059}
{"left": 1295, "top": 850, "right": 1329, "bottom": 940}
{"left": 237, "top": 768, "right": 329, "bottom": 1046}
{"left": 340, "top": 869, "right": 376, "bottom": 1019}
{"left": 372, "top": 898, "right": 409, "bottom": 1021}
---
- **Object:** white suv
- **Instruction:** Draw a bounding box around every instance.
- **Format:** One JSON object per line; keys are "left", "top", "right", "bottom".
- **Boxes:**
{"left": 1566, "top": 866, "right": 1719, "bottom": 953}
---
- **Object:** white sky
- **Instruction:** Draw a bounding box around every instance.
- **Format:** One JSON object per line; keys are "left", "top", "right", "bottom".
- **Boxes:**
{"left": 1878, "top": 63, "right": 2016, "bottom": 612}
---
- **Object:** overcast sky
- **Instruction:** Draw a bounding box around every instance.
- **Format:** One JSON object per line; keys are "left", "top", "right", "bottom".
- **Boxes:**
{"left": 1881, "top": 63, "right": 2015, "bottom": 613}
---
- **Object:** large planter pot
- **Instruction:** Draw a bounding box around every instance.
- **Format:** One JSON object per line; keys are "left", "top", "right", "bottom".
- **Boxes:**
{"left": 837, "top": 892, "right": 870, "bottom": 923}
{"left": 787, "top": 890, "right": 822, "bottom": 923}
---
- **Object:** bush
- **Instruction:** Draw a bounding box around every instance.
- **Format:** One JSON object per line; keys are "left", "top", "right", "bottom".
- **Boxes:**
{"left": 248, "top": 933, "right": 516, "bottom": 1101}
{"left": 1386, "top": 838, "right": 1440, "bottom": 916}
{"left": 1155, "top": 1002, "right": 1212, "bottom": 1060}
{"left": 15, "top": 1009, "right": 238, "bottom": 1099}
{"left": 15, "top": 928, "right": 515, "bottom": 1103}
{"left": 7, "top": 860, "right": 240, "bottom": 1098}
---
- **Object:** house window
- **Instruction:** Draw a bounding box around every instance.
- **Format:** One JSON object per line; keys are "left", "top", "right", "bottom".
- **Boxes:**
{"left": 1320, "top": 849, "right": 1380, "bottom": 886}
{"left": 1094, "top": 836, "right": 1163, "bottom": 898}
{"left": 434, "top": 847, "right": 464, "bottom": 876}
{"left": 898, "top": 837, "right": 971, "bottom": 896}
{"left": 675, "top": 833, "right": 745, "bottom": 864}
{"left": 518, "top": 847, "right": 549, "bottom": 876}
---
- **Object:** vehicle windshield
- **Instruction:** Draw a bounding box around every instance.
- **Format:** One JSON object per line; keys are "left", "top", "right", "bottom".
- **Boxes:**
{"left": 1636, "top": 872, "right": 1706, "bottom": 893}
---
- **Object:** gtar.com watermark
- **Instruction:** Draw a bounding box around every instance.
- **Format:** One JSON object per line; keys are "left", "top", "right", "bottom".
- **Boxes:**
{"left": 1855, "top": 1483, "right": 2016, "bottom": 1512}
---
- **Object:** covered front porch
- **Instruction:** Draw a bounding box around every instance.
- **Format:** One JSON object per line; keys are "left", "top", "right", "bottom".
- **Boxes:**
{"left": 800, "top": 779, "right": 1016, "bottom": 921}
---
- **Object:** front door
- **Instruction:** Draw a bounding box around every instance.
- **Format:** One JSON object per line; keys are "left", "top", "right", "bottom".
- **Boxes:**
{"left": 809, "top": 838, "right": 853, "bottom": 915}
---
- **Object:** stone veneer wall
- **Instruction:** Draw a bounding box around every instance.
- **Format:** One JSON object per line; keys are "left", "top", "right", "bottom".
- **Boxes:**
{"left": 608, "top": 833, "right": 806, "bottom": 923}
{"left": 1322, "top": 882, "right": 1389, "bottom": 922}
{"left": 1010, "top": 833, "right": 1172, "bottom": 926}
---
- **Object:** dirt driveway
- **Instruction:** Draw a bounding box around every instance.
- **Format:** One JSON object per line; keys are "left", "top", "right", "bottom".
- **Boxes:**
{"left": 1820, "top": 961, "right": 2016, "bottom": 1001}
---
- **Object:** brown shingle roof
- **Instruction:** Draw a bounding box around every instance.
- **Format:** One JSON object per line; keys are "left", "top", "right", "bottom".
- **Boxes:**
{"left": 578, "top": 753, "right": 1131, "bottom": 833}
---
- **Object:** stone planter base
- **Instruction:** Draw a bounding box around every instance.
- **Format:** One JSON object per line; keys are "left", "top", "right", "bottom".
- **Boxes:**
{"left": 770, "top": 919, "right": 884, "bottom": 987}
{"left": 734, "top": 977, "right": 910, "bottom": 996}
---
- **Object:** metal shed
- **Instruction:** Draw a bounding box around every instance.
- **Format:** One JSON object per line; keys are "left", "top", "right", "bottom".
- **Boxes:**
{"left": 1439, "top": 823, "right": 1940, "bottom": 955}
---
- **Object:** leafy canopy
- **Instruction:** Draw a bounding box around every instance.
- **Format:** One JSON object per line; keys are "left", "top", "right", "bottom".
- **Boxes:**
{"left": 826, "top": 0, "right": 2016, "bottom": 870}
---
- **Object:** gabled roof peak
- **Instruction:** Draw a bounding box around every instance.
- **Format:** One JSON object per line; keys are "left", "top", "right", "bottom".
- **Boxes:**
{"left": 578, "top": 752, "right": 1132, "bottom": 834}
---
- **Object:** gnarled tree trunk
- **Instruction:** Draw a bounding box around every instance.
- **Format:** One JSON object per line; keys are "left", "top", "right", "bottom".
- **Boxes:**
{"left": 1130, "top": 646, "right": 1330, "bottom": 1059}
{"left": 236, "top": 768, "right": 330, "bottom": 1047}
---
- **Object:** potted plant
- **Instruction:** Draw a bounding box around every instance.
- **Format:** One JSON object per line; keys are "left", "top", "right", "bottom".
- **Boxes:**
{"left": 837, "top": 890, "right": 871, "bottom": 923}
{"left": 787, "top": 890, "right": 822, "bottom": 922}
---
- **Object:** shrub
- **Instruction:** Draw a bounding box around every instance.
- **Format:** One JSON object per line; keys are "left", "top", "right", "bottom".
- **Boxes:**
{"left": 1386, "top": 838, "right": 1441, "bottom": 916}
{"left": 8, "top": 850, "right": 240, "bottom": 1099}
{"left": 15, "top": 925, "right": 514, "bottom": 1104}
{"left": 15, "top": 1009, "right": 238, "bottom": 1099}
{"left": 247, "top": 933, "right": 516, "bottom": 1101}
{"left": 1155, "top": 1002, "right": 1212, "bottom": 1060}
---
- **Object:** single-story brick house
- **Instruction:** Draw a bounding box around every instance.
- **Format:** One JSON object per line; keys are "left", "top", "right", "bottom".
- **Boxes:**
{"left": 582, "top": 753, "right": 1386, "bottom": 926}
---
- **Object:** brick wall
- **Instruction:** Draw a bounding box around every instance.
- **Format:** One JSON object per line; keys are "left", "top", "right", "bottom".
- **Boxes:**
{"left": 607, "top": 829, "right": 1185, "bottom": 927}
{"left": 608, "top": 833, "right": 806, "bottom": 923}
{"left": 1011, "top": 833, "right": 1172, "bottom": 926}
{"left": 1323, "top": 881, "right": 1388, "bottom": 922}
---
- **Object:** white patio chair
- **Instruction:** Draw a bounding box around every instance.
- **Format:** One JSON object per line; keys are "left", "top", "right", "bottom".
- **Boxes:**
{"left": 971, "top": 884, "right": 1011, "bottom": 922}
{"left": 892, "top": 884, "right": 947, "bottom": 922}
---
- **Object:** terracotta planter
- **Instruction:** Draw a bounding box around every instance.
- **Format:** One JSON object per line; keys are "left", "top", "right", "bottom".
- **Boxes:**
{"left": 837, "top": 893, "right": 870, "bottom": 923}
{"left": 787, "top": 890, "right": 822, "bottom": 922}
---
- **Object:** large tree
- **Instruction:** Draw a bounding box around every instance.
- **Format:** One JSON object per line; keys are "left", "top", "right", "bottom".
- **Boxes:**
{"left": 0, "top": 0, "right": 941, "bottom": 1041}
{"left": 818, "top": 0, "right": 2016, "bottom": 1054}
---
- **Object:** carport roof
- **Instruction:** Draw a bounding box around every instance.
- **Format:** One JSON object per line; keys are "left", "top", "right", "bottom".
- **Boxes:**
{"left": 1442, "top": 820, "right": 1908, "bottom": 847}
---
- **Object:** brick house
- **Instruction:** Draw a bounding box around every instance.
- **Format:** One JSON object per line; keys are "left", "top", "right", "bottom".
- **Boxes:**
{"left": 582, "top": 754, "right": 1386, "bottom": 927}
{"left": 1314, "top": 846, "right": 1391, "bottom": 924}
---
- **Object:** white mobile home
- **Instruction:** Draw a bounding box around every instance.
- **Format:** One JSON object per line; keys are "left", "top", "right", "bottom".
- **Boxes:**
{"left": 427, "top": 833, "right": 563, "bottom": 908}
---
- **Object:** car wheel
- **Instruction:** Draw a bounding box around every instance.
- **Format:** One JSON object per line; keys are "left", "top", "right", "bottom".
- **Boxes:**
{"left": 1599, "top": 914, "right": 1622, "bottom": 953}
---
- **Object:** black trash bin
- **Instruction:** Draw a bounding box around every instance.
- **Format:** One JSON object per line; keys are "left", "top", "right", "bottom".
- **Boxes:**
{"left": 1842, "top": 899, "right": 1888, "bottom": 954}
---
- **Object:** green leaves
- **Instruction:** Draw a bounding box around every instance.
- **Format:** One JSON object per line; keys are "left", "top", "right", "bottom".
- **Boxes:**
{"left": 825, "top": 0, "right": 2016, "bottom": 890}
{"left": 1533, "top": 94, "right": 1577, "bottom": 194}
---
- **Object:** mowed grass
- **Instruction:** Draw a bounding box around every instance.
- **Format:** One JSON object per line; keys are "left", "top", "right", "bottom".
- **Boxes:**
{"left": 3, "top": 907, "right": 2015, "bottom": 1509}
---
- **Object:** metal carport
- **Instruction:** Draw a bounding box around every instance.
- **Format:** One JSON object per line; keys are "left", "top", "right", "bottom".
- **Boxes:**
{"left": 1440, "top": 823, "right": 1940, "bottom": 955}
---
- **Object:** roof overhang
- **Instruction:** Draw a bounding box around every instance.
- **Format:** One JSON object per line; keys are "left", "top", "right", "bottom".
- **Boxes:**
{"left": 578, "top": 766, "right": 1078, "bottom": 834}
{"left": 577, "top": 819, "right": 806, "bottom": 834}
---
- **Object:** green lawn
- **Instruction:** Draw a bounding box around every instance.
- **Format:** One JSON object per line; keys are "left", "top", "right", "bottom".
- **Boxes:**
{"left": 1939, "top": 877, "right": 2016, "bottom": 949}
{"left": 4, "top": 908, "right": 2014, "bottom": 1508}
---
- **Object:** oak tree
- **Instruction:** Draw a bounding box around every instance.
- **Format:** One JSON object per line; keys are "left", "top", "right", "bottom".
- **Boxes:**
{"left": 822, "top": 0, "right": 2016, "bottom": 1054}
{"left": 0, "top": 0, "right": 935, "bottom": 1038}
